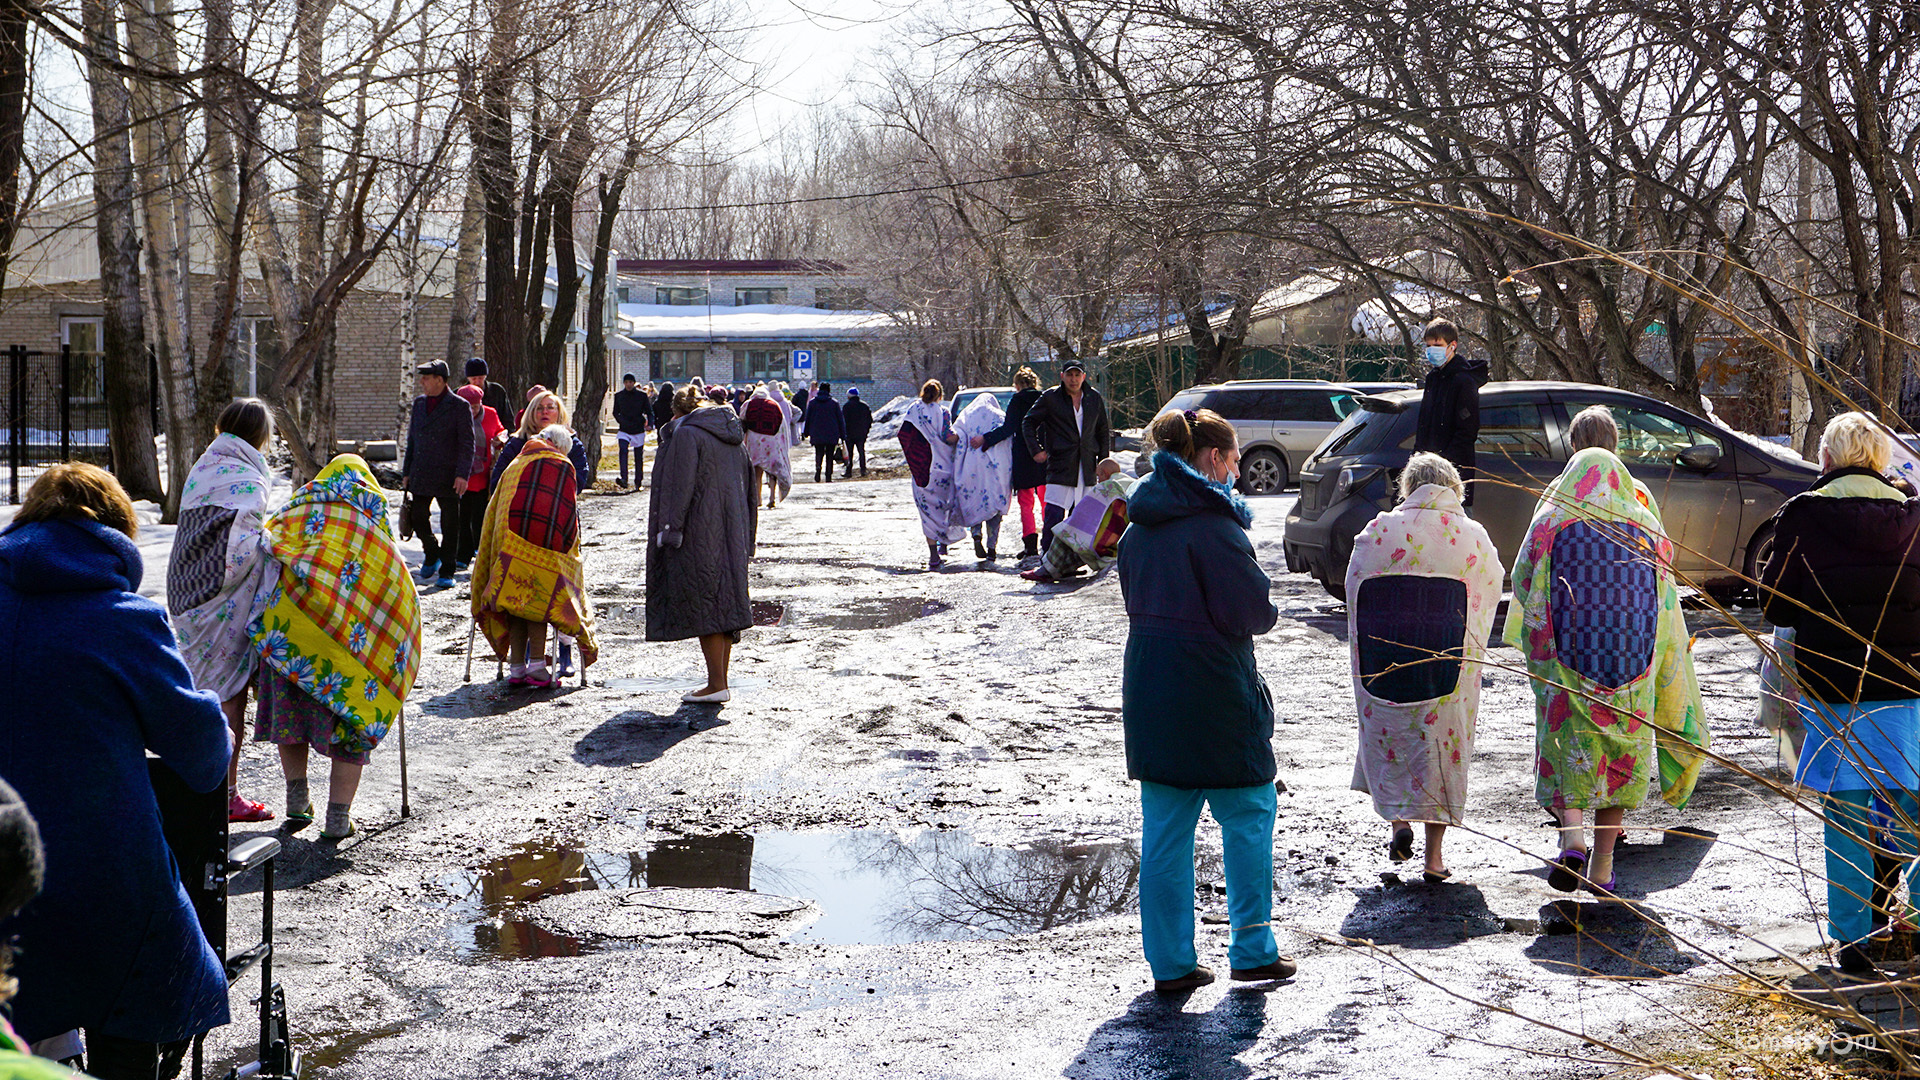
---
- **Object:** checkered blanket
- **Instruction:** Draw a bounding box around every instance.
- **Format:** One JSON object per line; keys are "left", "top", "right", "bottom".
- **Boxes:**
{"left": 248, "top": 455, "right": 421, "bottom": 754}
{"left": 472, "top": 442, "right": 597, "bottom": 667}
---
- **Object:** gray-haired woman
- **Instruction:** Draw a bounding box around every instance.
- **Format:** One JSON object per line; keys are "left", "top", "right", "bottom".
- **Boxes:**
{"left": 1345, "top": 452, "right": 1503, "bottom": 881}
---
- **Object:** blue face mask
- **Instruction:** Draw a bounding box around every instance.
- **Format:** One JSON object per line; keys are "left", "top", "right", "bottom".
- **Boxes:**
{"left": 1425, "top": 344, "right": 1449, "bottom": 366}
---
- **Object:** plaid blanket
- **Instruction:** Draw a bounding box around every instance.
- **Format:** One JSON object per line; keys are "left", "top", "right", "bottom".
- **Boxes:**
{"left": 473, "top": 442, "right": 598, "bottom": 667}
{"left": 507, "top": 452, "right": 579, "bottom": 552}
{"left": 248, "top": 455, "right": 421, "bottom": 755}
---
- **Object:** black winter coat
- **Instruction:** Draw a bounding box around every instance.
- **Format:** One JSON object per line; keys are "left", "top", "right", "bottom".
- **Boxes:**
{"left": 805, "top": 395, "right": 844, "bottom": 445}
{"left": 652, "top": 388, "right": 676, "bottom": 431}
{"left": 1021, "top": 385, "right": 1112, "bottom": 488}
{"left": 983, "top": 388, "right": 1046, "bottom": 490}
{"left": 1414, "top": 355, "right": 1487, "bottom": 502}
{"left": 474, "top": 380, "right": 513, "bottom": 431}
{"left": 612, "top": 388, "right": 651, "bottom": 434}
{"left": 403, "top": 390, "right": 475, "bottom": 493}
{"left": 843, "top": 398, "right": 873, "bottom": 443}
{"left": 1761, "top": 467, "right": 1920, "bottom": 703}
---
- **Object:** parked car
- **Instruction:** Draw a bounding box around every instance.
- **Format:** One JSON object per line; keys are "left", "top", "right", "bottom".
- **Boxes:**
{"left": 1283, "top": 381, "right": 1819, "bottom": 600}
{"left": 1151, "top": 380, "right": 1368, "bottom": 495}
{"left": 950, "top": 386, "right": 1016, "bottom": 418}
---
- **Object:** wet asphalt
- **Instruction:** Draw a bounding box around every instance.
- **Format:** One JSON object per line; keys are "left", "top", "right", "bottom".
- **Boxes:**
{"left": 206, "top": 461, "right": 1832, "bottom": 1079}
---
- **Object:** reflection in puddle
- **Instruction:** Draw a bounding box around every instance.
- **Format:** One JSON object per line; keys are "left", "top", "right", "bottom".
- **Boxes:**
{"left": 806, "top": 597, "right": 951, "bottom": 630}
{"left": 888, "top": 747, "right": 992, "bottom": 768}
{"left": 444, "top": 831, "right": 1141, "bottom": 957}
{"left": 752, "top": 600, "right": 785, "bottom": 626}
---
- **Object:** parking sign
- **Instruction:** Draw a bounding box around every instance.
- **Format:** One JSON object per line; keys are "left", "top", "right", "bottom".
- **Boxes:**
{"left": 791, "top": 349, "right": 814, "bottom": 380}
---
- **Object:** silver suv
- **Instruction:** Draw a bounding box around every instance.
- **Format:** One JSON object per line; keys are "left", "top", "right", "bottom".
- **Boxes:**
{"left": 1156, "top": 380, "right": 1405, "bottom": 495}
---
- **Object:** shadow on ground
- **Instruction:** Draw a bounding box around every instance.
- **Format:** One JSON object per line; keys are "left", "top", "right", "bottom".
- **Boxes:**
{"left": 1524, "top": 899, "right": 1703, "bottom": 977}
{"left": 1338, "top": 882, "right": 1507, "bottom": 948}
{"left": 228, "top": 826, "right": 354, "bottom": 894}
{"left": 572, "top": 710, "right": 727, "bottom": 767}
{"left": 1064, "top": 989, "right": 1271, "bottom": 1080}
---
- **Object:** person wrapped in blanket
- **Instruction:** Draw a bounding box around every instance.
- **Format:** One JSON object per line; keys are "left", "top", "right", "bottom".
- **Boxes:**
{"left": 1502, "top": 407, "right": 1711, "bottom": 899}
{"left": 473, "top": 425, "right": 598, "bottom": 690}
{"left": 1022, "top": 457, "right": 1134, "bottom": 583}
{"left": 248, "top": 454, "right": 422, "bottom": 840}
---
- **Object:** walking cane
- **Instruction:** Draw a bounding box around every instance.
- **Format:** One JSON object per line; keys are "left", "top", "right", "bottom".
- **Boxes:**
{"left": 463, "top": 615, "right": 478, "bottom": 683}
{"left": 397, "top": 703, "right": 411, "bottom": 818}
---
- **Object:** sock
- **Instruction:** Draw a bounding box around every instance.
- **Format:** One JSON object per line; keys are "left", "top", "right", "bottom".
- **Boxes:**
{"left": 324, "top": 802, "right": 352, "bottom": 836}
{"left": 1558, "top": 825, "right": 1586, "bottom": 854}
{"left": 509, "top": 662, "right": 526, "bottom": 679}
{"left": 286, "top": 777, "right": 311, "bottom": 815}
{"left": 1590, "top": 847, "right": 1615, "bottom": 884}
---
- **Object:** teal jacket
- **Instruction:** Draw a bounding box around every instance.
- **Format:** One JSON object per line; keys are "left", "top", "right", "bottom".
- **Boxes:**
{"left": 1116, "top": 451, "right": 1278, "bottom": 789}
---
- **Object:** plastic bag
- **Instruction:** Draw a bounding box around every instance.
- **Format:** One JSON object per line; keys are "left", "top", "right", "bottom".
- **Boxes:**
{"left": 1757, "top": 626, "right": 1802, "bottom": 733}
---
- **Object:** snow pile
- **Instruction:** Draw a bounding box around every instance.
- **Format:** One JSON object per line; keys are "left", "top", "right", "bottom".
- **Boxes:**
{"left": 867, "top": 395, "right": 918, "bottom": 441}
{"left": 1697, "top": 395, "right": 1809, "bottom": 467}
{"left": 1352, "top": 286, "right": 1451, "bottom": 343}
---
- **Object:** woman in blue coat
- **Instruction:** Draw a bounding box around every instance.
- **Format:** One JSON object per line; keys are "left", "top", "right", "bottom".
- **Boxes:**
{"left": 0, "top": 464, "right": 232, "bottom": 1069}
{"left": 1117, "top": 408, "right": 1295, "bottom": 993}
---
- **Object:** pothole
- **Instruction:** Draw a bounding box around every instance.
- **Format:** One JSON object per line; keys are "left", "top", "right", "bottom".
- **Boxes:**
{"left": 803, "top": 597, "right": 951, "bottom": 631}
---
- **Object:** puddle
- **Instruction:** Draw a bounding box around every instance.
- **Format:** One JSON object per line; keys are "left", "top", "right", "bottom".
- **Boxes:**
{"left": 805, "top": 597, "right": 951, "bottom": 631}
{"left": 888, "top": 747, "right": 993, "bottom": 769}
{"left": 442, "top": 831, "right": 1142, "bottom": 956}
{"left": 752, "top": 600, "right": 786, "bottom": 626}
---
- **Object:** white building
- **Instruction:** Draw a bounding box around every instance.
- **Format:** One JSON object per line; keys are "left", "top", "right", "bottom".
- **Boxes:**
{"left": 614, "top": 259, "right": 913, "bottom": 401}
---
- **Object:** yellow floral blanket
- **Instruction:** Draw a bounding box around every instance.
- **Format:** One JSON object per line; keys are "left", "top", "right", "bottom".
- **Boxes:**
{"left": 471, "top": 445, "right": 598, "bottom": 667}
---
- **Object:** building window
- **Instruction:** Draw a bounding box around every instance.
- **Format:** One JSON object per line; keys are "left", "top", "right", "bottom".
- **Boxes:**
{"left": 655, "top": 287, "right": 708, "bottom": 306}
{"left": 814, "top": 287, "right": 869, "bottom": 310}
{"left": 58, "top": 316, "right": 107, "bottom": 402}
{"left": 819, "top": 348, "right": 872, "bottom": 381}
{"left": 733, "top": 349, "right": 787, "bottom": 383}
{"left": 735, "top": 288, "right": 788, "bottom": 306}
{"left": 236, "top": 319, "right": 281, "bottom": 398}
{"left": 616, "top": 286, "right": 630, "bottom": 303}
{"left": 653, "top": 348, "right": 701, "bottom": 380}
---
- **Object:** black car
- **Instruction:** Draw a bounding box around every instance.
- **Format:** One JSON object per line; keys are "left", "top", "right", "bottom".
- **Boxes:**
{"left": 1283, "top": 382, "right": 1819, "bottom": 600}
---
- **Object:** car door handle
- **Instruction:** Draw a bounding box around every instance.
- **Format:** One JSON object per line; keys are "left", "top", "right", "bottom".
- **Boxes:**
{"left": 1275, "top": 430, "right": 1291, "bottom": 436}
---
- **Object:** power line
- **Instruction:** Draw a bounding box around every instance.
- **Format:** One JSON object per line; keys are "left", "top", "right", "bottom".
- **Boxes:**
{"left": 618, "top": 167, "right": 1062, "bottom": 214}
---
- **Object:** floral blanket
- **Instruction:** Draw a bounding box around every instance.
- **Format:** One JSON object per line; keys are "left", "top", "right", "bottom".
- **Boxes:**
{"left": 1501, "top": 448, "right": 1711, "bottom": 810}
{"left": 169, "top": 433, "right": 279, "bottom": 700}
{"left": 951, "top": 394, "right": 1013, "bottom": 528}
{"left": 901, "top": 400, "right": 964, "bottom": 543}
{"left": 248, "top": 455, "right": 420, "bottom": 755}
{"left": 472, "top": 442, "right": 598, "bottom": 667}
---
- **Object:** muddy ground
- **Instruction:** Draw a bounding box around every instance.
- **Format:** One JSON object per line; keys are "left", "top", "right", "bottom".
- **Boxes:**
{"left": 205, "top": 456, "right": 1845, "bottom": 1080}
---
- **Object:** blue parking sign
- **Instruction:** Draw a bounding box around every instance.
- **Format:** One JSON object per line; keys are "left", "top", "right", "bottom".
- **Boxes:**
{"left": 791, "top": 349, "right": 814, "bottom": 371}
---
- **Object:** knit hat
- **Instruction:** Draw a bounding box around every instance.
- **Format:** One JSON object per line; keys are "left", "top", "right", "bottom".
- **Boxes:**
{"left": 526, "top": 384, "right": 549, "bottom": 402}
{"left": 454, "top": 385, "right": 483, "bottom": 405}
{"left": 465, "top": 357, "right": 488, "bottom": 377}
{"left": 0, "top": 778, "right": 44, "bottom": 921}
{"left": 847, "top": 388, "right": 859, "bottom": 398}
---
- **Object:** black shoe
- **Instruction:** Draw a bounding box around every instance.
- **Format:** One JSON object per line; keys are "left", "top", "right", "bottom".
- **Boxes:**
{"left": 1388, "top": 827, "right": 1414, "bottom": 863}
{"left": 1022, "top": 534, "right": 1039, "bottom": 559}
{"left": 973, "top": 537, "right": 989, "bottom": 559}
{"left": 1154, "top": 966, "right": 1215, "bottom": 993}
{"left": 1547, "top": 849, "right": 1587, "bottom": 893}
{"left": 1839, "top": 943, "right": 1878, "bottom": 977}
{"left": 1230, "top": 958, "right": 1297, "bottom": 982}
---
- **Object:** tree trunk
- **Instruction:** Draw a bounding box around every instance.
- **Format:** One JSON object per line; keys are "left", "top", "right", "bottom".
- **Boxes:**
{"left": 476, "top": 33, "right": 525, "bottom": 397}
{"left": 445, "top": 148, "right": 485, "bottom": 370}
{"left": 82, "top": 0, "right": 162, "bottom": 499}
{"left": 0, "top": 0, "right": 26, "bottom": 310}
{"left": 574, "top": 140, "right": 641, "bottom": 475}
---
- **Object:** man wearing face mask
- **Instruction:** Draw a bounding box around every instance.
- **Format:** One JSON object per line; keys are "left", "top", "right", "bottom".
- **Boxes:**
{"left": 1412, "top": 318, "right": 1487, "bottom": 506}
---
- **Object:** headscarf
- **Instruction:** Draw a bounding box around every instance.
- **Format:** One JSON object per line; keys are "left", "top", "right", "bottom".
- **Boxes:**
{"left": 169, "top": 432, "right": 279, "bottom": 699}
{"left": 249, "top": 455, "right": 421, "bottom": 754}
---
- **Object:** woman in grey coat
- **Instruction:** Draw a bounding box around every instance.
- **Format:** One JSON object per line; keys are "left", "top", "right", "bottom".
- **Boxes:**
{"left": 647, "top": 385, "right": 756, "bottom": 704}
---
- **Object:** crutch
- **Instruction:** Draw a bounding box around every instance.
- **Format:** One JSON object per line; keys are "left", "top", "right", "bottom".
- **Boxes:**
{"left": 396, "top": 703, "right": 411, "bottom": 818}
{"left": 463, "top": 615, "right": 479, "bottom": 682}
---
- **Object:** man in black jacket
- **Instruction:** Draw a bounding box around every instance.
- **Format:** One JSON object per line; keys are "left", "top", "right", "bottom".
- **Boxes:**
{"left": 464, "top": 357, "right": 513, "bottom": 428}
{"left": 1021, "top": 360, "right": 1112, "bottom": 549}
{"left": 403, "top": 359, "right": 474, "bottom": 588}
{"left": 841, "top": 389, "right": 873, "bottom": 477}
{"left": 806, "top": 383, "right": 844, "bottom": 483}
{"left": 612, "top": 374, "right": 651, "bottom": 487}
{"left": 1412, "top": 319, "right": 1488, "bottom": 506}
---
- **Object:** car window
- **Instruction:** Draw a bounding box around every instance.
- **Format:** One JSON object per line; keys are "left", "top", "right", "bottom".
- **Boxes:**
{"left": 1164, "top": 390, "right": 1209, "bottom": 415}
{"left": 1317, "top": 407, "right": 1413, "bottom": 460}
{"left": 1331, "top": 393, "right": 1359, "bottom": 420}
{"left": 1475, "top": 403, "right": 1552, "bottom": 461}
{"left": 1563, "top": 400, "right": 1722, "bottom": 466}
{"left": 1200, "top": 390, "right": 1262, "bottom": 419}
{"left": 1275, "top": 392, "right": 1340, "bottom": 423}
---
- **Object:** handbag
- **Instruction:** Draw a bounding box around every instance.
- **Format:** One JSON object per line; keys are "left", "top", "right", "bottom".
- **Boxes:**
{"left": 398, "top": 491, "right": 414, "bottom": 541}
{"left": 832, "top": 444, "right": 847, "bottom": 465}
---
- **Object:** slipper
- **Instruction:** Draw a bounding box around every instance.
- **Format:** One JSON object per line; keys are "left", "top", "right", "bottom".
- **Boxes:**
{"left": 1547, "top": 849, "right": 1587, "bottom": 893}
{"left": 1388, "top": 827, "right": 1414, "bottom": 863}
{"left": 1585, "top": 873, "right": 1617, "bottom": 897}
{"left": 523, "top": 673, "right": 562, "bottom": 690}
{"left": 507, "top": 675, "right": 531, "bottom": 688}
{"left": 1423, "top": 868, "right": 1453, "bottom": 885}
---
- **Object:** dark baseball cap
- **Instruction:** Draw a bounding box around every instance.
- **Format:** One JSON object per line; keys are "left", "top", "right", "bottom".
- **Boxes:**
{"left": 1061, "top": 360, "right": 1087, "bottom": 373}
{"left": 416, "top": 359, "right": 451, "bottom": 379}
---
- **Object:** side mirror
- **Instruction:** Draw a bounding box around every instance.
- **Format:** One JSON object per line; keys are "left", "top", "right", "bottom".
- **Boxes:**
{"left": 1677, "top": 443, "right": 1723, "bottom": 471}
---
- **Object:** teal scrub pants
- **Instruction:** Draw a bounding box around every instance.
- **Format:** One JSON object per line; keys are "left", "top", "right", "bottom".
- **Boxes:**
{"left": 1824, "top": 789, "right": 1919, "bottom": 945}
{"left": 1139, "top": 780, "right": 1279, "bottom": 980}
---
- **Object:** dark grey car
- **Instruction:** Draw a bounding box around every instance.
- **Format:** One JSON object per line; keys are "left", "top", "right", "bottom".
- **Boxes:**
{"left": 1156, "top": 380, "right": 1372, "bottom": 495}
{"left": 1282, "top": 381, "right": 1819, "bottom": 600}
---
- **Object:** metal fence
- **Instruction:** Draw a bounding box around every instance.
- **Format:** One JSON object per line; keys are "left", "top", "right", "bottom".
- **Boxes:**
{"left": 4, "top": 344, "right": 116, "bottom": 504}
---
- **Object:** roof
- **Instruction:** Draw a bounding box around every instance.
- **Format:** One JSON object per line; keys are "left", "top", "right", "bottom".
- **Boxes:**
{"left": 615, "top": 259, "right": 848, "bottom": 275}
{"left": 616, "top": 303, "right": 899, "bottom": 342}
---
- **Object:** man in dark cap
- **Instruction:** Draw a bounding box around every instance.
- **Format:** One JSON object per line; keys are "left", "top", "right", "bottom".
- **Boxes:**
{"left": 842, "top": 388, "right": 872, "bottom": 478}
{"left": 1021, "top": 359, "right": 1111, "bottom": 551}
{"left": 402, "top": 359, "right": 473, "bottom": 588}
{"left": 464, "top": 357, "right": 512, "bottom": 428}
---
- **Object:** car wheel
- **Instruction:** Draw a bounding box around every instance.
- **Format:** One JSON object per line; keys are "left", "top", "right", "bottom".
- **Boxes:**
{"left": 1238, "top": 448, "right": 1287, "bottom": 496}
{"left": 1741, "top": 522, "right": 1776, "bottom": 606}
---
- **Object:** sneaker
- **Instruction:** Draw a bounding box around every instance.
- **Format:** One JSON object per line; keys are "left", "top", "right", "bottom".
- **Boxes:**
{"left": 228, "top": 794, "right": 275, "bottom": 823}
